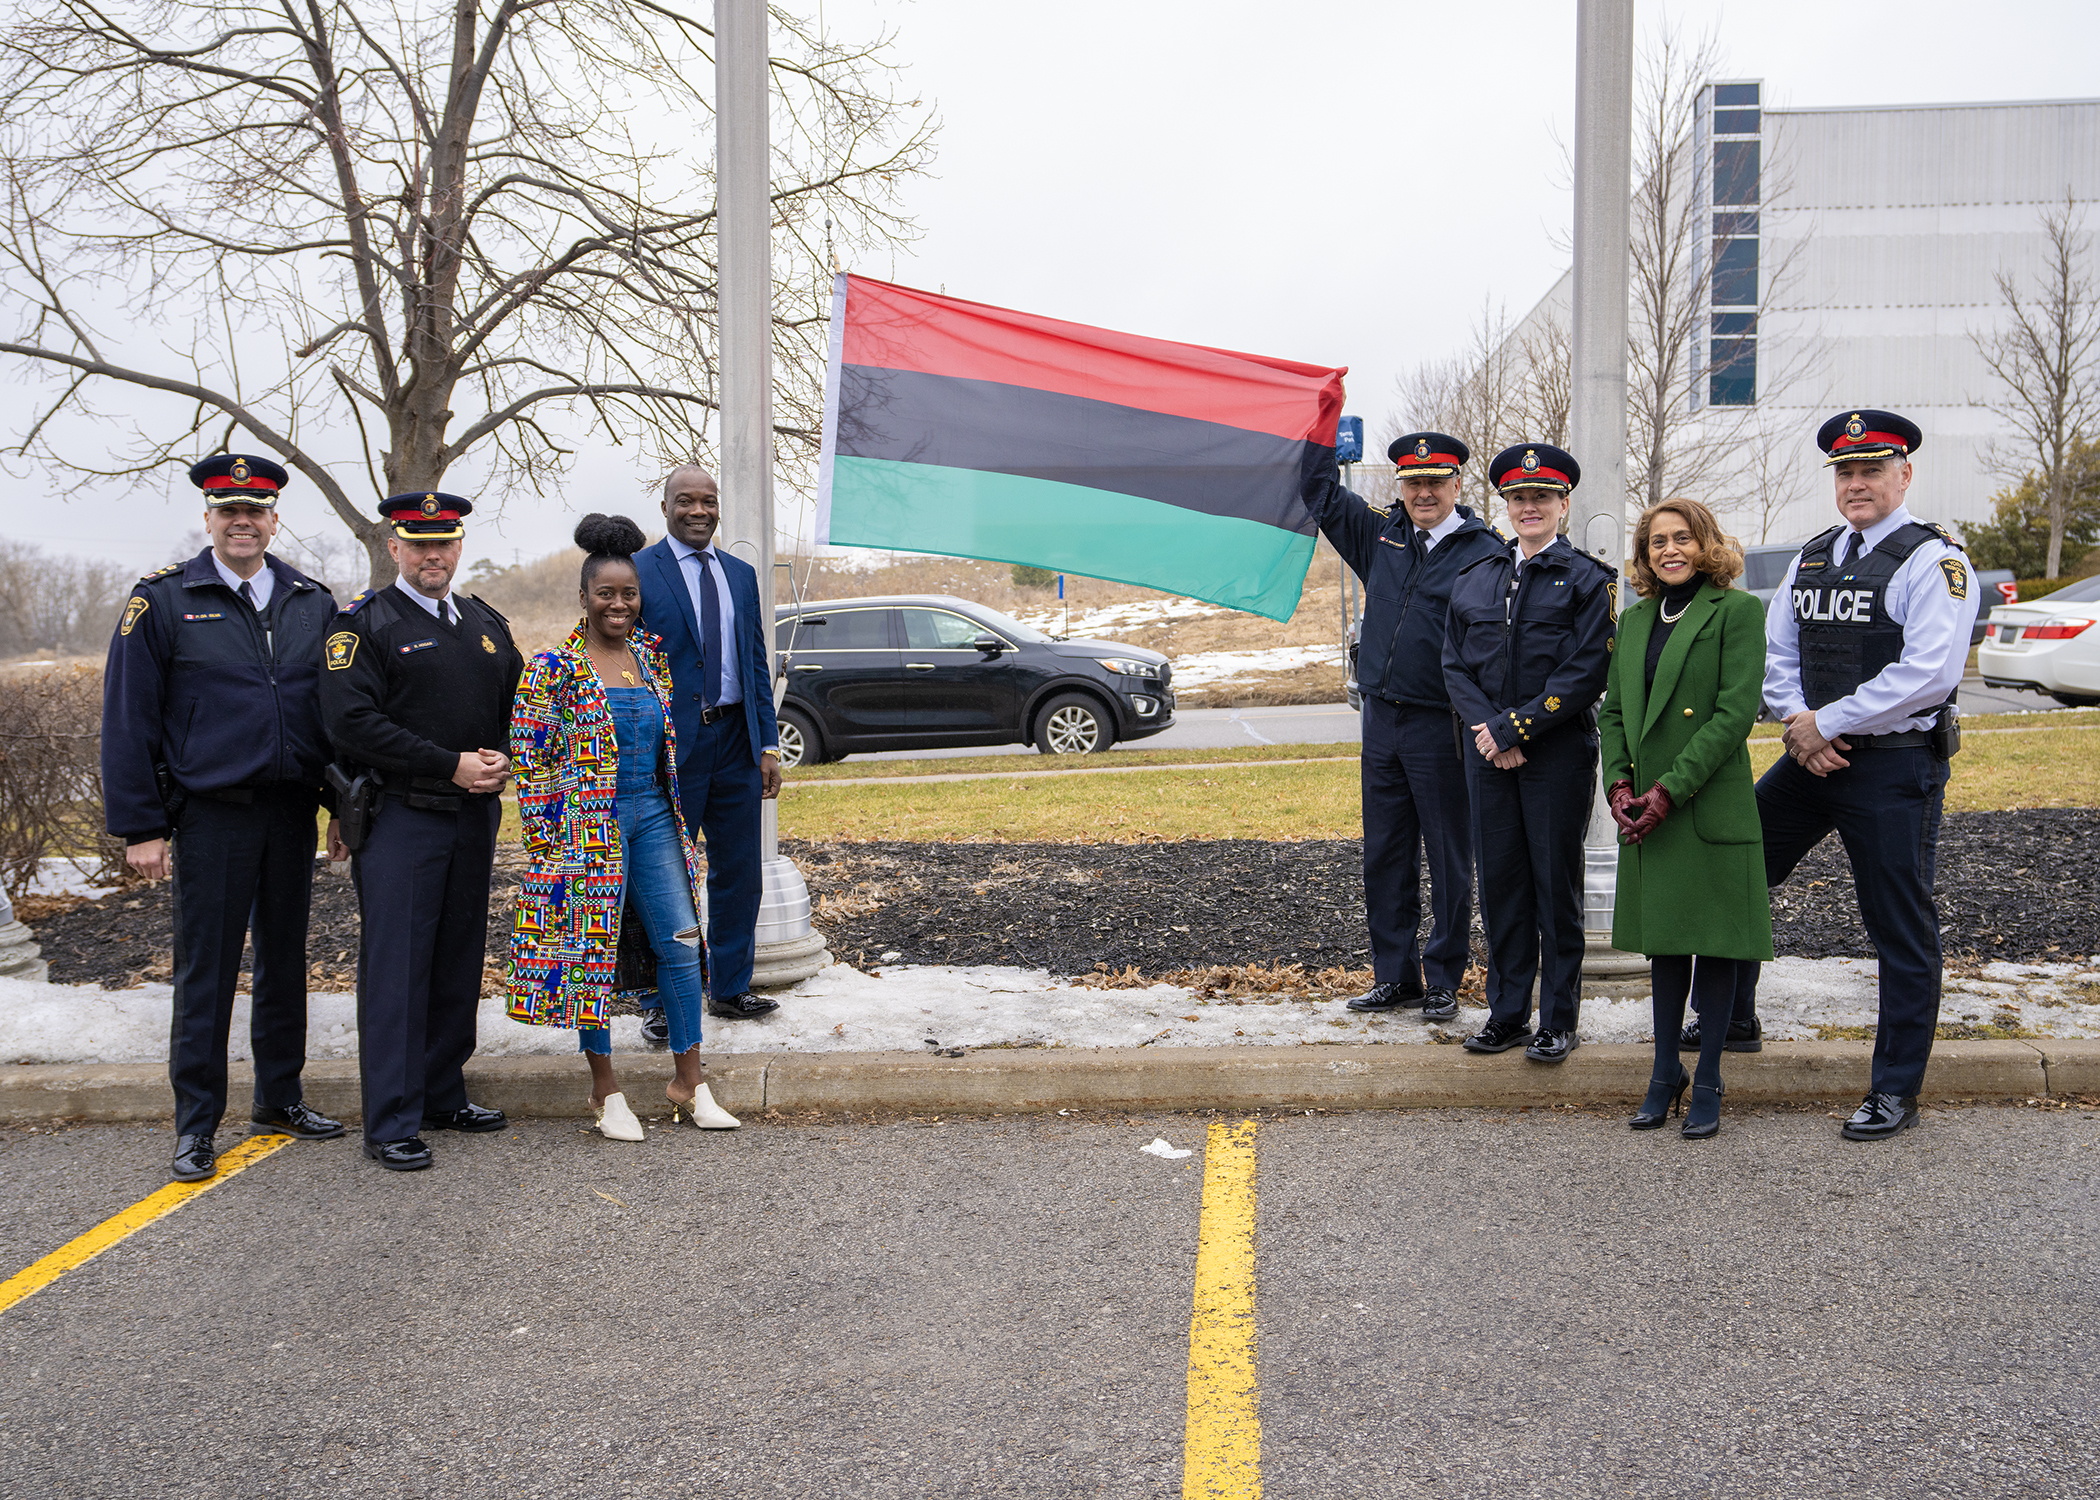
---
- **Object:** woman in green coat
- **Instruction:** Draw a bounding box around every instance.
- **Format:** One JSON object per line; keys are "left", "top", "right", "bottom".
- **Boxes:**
{"left": 1598, "top": 498, "right": 1774, "bottom": 1139}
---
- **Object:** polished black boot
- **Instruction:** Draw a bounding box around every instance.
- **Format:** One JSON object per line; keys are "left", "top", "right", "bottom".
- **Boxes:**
{"left": 1630, "top": 1067, "right": 1691, "bottom": 1130}
{"left": 1680, "top": 1083, "right": 1723, "bottom": 1140}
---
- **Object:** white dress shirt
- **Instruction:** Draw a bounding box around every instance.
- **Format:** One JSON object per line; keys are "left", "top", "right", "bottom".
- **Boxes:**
{"left": 1763, "top": 504, "right": 1980, "bottom": 738}
{"left": 393, "top": 578, "right": 459, "bottom": 623}
{"left": 664, "top": 535, "right": 743, "bottom": 707}
{"left": 213, "top": 552, "right": 274, "bottom": 610}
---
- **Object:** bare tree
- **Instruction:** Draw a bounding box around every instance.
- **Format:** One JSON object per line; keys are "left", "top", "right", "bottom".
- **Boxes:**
{"left": 0, "top": 1, "right": 934, "bottom": 586}
{"left": 1972, "top": 192, "right": 2100, "bottom": 578}
{"left": 1514, "top": 314, "right": 1571, "bottom": 449}
{"left": 1386, "top": 300, "right": 1524, "bottom": 525}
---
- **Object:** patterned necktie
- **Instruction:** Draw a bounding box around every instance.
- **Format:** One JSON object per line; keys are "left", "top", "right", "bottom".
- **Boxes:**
{"left": 1841, "top": 531, "right": 1863, "bottom": 570}
{"left": 697, "top": 551, "right": 722, "bottom": 709}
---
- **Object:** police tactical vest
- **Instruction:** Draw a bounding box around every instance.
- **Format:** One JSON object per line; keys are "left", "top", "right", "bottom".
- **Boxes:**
{"left": 1791, "top": 521, "right": 1940, "bottom": 709}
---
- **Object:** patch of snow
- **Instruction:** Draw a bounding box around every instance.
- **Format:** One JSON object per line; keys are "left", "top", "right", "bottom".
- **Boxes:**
{"left": 1013, "top": 597, "right": 1227, "bottom": 637}
{"left": 22, "top": 856, "right": 120, "bottom": 901}
{"left": 7, "top": 954, "right": 2098, "bottom": 1066}
{"left": 1169, "top": 644, "right": 1345, "bottom": 688}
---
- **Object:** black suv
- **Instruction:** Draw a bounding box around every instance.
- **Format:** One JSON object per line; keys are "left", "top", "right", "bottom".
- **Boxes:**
{"left": 771, "top": 594, "right": 1174, "bottom": 766}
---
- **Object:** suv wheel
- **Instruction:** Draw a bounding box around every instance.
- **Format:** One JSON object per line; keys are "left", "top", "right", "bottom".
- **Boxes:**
{"left": 1034, "top": 693, "right": 1114, "bottom": 755}
{"left": 776, "top": 705, "right": 823, "bottom": 768}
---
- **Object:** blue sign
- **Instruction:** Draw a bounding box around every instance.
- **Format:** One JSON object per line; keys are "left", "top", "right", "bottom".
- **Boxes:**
{"left": 1335, "top": 415, "right": 1364, "bottom": 466}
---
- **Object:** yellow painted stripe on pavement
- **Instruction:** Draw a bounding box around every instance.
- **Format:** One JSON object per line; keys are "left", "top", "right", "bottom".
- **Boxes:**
{"left": 1184, "top": 1118, "right": 1260, "bottom": 1499}
{"left": 0, "top": 1133, "right": 291, "bottom": 1316}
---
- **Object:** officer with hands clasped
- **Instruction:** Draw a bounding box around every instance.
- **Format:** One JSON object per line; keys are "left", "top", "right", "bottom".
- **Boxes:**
{"left": 1302, "top": 432, "right": 1506, "bottom": 1020}
{"left": 102, "top": 454, "right": 347, "bottom": 1183}
{"left": 319, "top": 492, "right": 524, "bottom": 1171}
{"left": 1746, "top": 410, "right": 1979, "bottom": 1140}
{"left": 1443, "top": 445, "right": 1617, "bottom": 1062}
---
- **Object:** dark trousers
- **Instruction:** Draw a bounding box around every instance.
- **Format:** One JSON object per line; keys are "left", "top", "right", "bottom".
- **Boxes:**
{"left": 168, "top": 788, "right": 319, "bottom": 1137}
{"left": 1754, "top": 747, "right": 1948, "bottom": 1096}
{"left": 352, "top": 795, "right": 500, "bottom": 1143}
{"left": 674, "top": 712, "right": 763, "bottom": 999}
{"left": 1468, "top": 727, "right": 1596, "bottom": 1033}
{"left": 1360, "top": 697, "right": 1476, "bottom": 992}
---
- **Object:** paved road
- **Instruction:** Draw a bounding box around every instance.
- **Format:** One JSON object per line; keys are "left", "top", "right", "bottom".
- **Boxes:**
{"left": 5, "top": 1105, "right": 2097, "bottom": 1497}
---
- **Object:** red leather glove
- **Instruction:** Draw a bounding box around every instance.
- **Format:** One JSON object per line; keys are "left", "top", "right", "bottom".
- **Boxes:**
{"left": 1606, "top": 779, "right": 1640, "bottom": 836}
{"left": 1625, "top": 782, "right": 1674, "bottom": 843}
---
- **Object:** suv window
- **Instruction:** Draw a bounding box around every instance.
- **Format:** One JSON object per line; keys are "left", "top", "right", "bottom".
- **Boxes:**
{"left": 1742, "top": 548, "right": 1794, "bottom": 591}
{"left": 900, "top": 608, "right": 993, "bottom": 650}
{"left": 777, "top": 607, "right": 893, "bottom": 650}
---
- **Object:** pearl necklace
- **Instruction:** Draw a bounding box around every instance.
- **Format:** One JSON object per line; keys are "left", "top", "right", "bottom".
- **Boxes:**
{"left": 1658, "top": 593, "right": 1695, "bottom": 624}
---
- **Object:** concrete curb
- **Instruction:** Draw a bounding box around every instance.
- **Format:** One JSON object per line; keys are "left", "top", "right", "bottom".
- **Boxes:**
{"left": 5, "top": 1039, "right": 2095, "bottom": 1125}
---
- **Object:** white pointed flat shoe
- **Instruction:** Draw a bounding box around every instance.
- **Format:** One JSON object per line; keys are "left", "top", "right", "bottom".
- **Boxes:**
{"left": 668, "top": 1082, "right": 740, "bottom": 1130}
{"left": 592, "top": 1091, "right": 646, "bottom": 1141}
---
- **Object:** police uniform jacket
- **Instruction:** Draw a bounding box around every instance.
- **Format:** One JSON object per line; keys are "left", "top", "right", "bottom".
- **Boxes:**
{"left": 1597, "top": 581, "right": 1775, "bottom": 961}
{"left": 1301, "top": 457, "right": 1507, "bottom": 709}
{"left": 317, "top": 584, "right": 524, "bottom": 785}
{"left": 1441, "top": 537, "right": 1617, "bottom": 750}
{"left": 101, "top": 549, "right": 336, "bottom": 843}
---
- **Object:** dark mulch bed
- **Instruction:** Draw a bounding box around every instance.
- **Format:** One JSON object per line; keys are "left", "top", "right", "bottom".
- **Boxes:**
{"left": 25, "top": 810, "right": 2097, "bottom": 988}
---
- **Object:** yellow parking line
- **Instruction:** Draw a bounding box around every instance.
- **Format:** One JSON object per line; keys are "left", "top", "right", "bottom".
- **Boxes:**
{"left": 0, "top": 1134, "right": 291, "bottom": 1316}
{"left": 1184, "top": 1118, "right": 1260, "bottom": 1499}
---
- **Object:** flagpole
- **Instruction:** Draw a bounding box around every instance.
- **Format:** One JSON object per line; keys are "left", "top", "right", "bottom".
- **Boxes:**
{"left": 719, "top": 0, "right": 827, "bottom": 986}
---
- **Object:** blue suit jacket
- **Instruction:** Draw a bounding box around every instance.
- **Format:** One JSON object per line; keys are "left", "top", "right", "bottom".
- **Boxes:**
{"left": 635, "top": 537, "right": 779, "bottom": 770}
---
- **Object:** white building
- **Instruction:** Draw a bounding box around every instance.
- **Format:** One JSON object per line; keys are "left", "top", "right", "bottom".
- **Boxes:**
{"left": 1511, "top": 86, "right": 2100, "bottom": 544}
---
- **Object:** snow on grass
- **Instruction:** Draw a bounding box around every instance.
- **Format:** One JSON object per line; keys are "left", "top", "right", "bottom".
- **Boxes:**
{"left": 8, "top": 955, "right": 2100, "bottom": 1065}
{"left": 1168, "top": 644, "right": 1345, "bottom": 688}
{"left": 1012, "top": 596, "right": 1227, "bottom": 637}
{"left": 19, "top": 856, "right": 118, "bottom": 902}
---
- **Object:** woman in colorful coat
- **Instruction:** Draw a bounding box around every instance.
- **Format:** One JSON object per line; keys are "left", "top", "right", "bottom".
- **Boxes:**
{"left": 1598, "top": 498, "right": 1775, "bottom": 1140}
{"left": 507, "top": 514, "right": 740, "bottom": 1139}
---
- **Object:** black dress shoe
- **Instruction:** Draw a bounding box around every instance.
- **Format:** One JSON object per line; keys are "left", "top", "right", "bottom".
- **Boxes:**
{"left": 421, "top": 1102, "right": 507, "bottom": 1133}
{"left": 1525, "top": 1028, "right": 1580, "bottom": 1064}
{"left": 1680, "top": 1083, "right": 1724, "bottom": 1139}
{"left": 1840, "top": 1092, "right": 1919, "bottom": 1141}
{"left": 708, "top": 990, "right": 781, "bottom": 1020}
{"left": 171, "top": 1134, "right": 218, "bottom": 1182}
{"left": 363, "top": 1137, "right": 433, "bottom": 1172}
{"left": 639, "top": 1009, "right": 670, "bottom": 1048}
{"left": 1345, "top": 981, "right": 1425, "bottom": 1013}
{"left": 250, "top": 1101, "right": 346, "bottom": 1140}
{"left": 1418, "top": 987, "right": 1459, "bottom": 1021}
{"left": 1678, "top": 1015, "right": 1764, "bottom": 1053}
{"left": 1462, "top": 1018, "right": 1534, "bottom": 1054}
{"left": 1630, "top": 1067, "right": 1691, "bottom": 1130}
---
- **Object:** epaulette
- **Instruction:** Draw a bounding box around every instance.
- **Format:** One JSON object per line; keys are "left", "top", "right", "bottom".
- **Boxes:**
{"left": 1924, "top": 521, "right": 1966, "bottom": 551}
{"left": 339, "top": 588, "right": 376, "bottom": 615}
{"left": 138, "top": 562, "right": 183, "bottom": 583}
{"left": 465, "top": 592, "right": 511, "bottom": 626}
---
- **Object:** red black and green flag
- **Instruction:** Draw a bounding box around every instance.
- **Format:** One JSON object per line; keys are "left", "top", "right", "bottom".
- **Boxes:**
{"left": 816, "top": 273, "right": 1346, "bottom": 622}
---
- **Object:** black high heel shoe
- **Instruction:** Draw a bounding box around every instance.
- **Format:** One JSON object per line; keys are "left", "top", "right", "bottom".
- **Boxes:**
{"left": 1629, "top": 1067, "right": 1691, "bottom": 1130}
{"left": 1681, "top": 1082, "right": 1724, "bottom": 1140}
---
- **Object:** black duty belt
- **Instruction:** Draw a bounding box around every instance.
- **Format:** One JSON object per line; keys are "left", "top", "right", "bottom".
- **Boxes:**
{"left": 192, "top": 781, "right": 312, "bottom": 805}
{"left": 698, "top": 703, "right": 738, "bottom": 725}
{"left": 1845, "top": 729, "right": 1931, "bottom": 749}
{"left": 387, "top": 787, "right": 466, "bottom": 812}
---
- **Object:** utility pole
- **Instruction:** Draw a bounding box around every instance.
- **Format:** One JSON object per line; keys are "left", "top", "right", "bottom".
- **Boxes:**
{"left": 717, "top": 0, "right": 827, "bottom": 985}
{"left": 1567, "top": 0, "right": 1647, "bottom": 991}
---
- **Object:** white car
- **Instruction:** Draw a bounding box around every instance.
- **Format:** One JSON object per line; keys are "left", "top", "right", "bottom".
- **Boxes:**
{"left": 1977, "top": 574, "right": 2100, "bottom": 708}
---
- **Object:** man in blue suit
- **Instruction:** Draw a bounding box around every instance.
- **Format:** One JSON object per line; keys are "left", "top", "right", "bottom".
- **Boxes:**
{"left": 636, "top": 464, "right": 784, "bottom": 1023}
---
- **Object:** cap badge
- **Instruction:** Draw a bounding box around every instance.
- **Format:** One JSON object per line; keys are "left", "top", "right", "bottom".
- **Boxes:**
{"left": 421, "top": 495, "right": 439, "bottom": 517}
{"left": 229, "top": 458, "right": 251, "bottom": 485}
{"left": 1845, "top": 414, "right": 1865, "bottom": 440}
{"left": 1521, "top": 450, "right": 1539, "bottom": 473}
{"left": 1414, "top": 438, "right": 1431, "bottom": 460}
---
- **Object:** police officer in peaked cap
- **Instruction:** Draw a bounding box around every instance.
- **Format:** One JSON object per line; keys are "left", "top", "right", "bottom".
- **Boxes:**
{"left": 102, "top": 453, "right": 346, "bottom": 1183}
{"left": 1739, "top": 411, "right": 1979, "bottom": 1139}
{"left": 318, "top": 490, "right": 524, "bottom": 1171}
{"left": 1302, "top": 430, "right": 1506, "bottom": 1019}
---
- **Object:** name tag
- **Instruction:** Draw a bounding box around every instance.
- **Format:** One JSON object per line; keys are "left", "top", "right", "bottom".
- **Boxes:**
{"left": 398, "top": 639, "right": 438, "bottom": 655}
{"left": 181, "top": 612, "right": 225, "bottom": 621}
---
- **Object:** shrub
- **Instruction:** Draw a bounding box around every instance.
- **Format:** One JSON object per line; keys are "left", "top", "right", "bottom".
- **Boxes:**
{"left": 1959, "top": 442, "right": 2100, "bottom": 576}
{"left": 0, "top": 665, "right": 126, "bottom": 898}
{"left": 1010, "top": 564, "right": 1057, "bottom": 589}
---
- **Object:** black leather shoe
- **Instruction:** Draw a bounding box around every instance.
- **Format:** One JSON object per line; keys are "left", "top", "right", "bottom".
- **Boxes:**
{"left": 1345, "top": 981, "right": 1424, "bottom": 1013}
{"left": 250, "top": 1102, "right": 346, "bottom": 1140}
{"left": 1840, "top": 1092, "right": 1919, "bottom": 1141}
{"left": 1418, "top": 987, "right": 1459, "bottom": 1021}
{"left": 421, "top": 1103, "right": 507, "bottom": 1133}
{"left": 639, "top": 1009, "right": 670, "bottom": 1048}
{"left": 1526, "top": 1028, "right": 1580, "bottom": 1064}
{"left": 171, "top": 1133, "right": 218, "bottom": 1182}
{"left": 1678, "top": 1015, "right": 1764, "bottom": 1053}
{"left": 1462, "top": 1018, "right": 1534, "bottom": 1054}
{"left": 363, "top": 1137, "right": 433, "bottom": 1171}
{"left": 1630, "top": 1067, "right": 1691, "bottom": 1129}
{"left": 708, "top": 990, "right": 781, "bottom": 1020}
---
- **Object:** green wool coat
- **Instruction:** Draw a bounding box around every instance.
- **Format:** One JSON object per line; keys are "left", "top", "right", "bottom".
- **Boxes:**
{"left": 1597, "top": 581, "right": 1775, "bottom": 961}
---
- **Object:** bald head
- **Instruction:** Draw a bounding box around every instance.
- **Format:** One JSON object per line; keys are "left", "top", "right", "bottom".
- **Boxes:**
{"left": 662, "top": 464, "right": 721, "bottom": 550}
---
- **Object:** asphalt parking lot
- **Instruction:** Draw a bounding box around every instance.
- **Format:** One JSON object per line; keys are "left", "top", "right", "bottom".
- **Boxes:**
{"left": 4, "top": 1104, "right": 2098, "bottom": 1499}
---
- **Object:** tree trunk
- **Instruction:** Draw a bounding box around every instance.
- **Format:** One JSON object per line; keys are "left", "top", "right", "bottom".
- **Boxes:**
{"left": 359, "top": 518, "right": 397, "bottom": 591}
{"left": 2047, "top": 468, "right": 2067, "bottom": 578}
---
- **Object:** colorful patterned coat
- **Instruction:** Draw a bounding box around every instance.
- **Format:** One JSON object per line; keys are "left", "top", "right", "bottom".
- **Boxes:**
{"left": 505, "top": 625, "right": 707, "bottom": 1029}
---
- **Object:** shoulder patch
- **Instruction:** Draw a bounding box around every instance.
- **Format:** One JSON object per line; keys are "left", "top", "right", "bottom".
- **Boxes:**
{"left": 138, "top": 562, "right": 182, "bottom": 583}
{"left": 1938, "top": 557, "right": 1969, "bottom": 600}
{"left": 325, "top": 631, "right": 359, "bottom": 670}
{"left": 120, "top": 596, "right": 150, "bottom": 636}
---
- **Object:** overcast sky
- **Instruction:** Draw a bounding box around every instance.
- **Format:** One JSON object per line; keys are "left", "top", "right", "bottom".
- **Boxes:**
{"left": 5, "top": 0, "right": 2096, "bottom": 575}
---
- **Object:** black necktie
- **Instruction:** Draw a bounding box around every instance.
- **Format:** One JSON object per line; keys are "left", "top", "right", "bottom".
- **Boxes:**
{"left": 438, "top": 597, "right": 454, "bottom": 628}
{"left": 1841, "top": 532, "right": 1862, "bottom": 570}
{"left": 697, "top": 552, "right": 722, "bottom": 708}
{"left": 1410, "top": 527, "right": 1430, "bottom": 569}
{"left": 238, "top": 580, "right": 255, "bottom": 609}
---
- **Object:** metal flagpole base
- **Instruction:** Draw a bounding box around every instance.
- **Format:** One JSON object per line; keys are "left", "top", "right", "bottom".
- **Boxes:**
{"left": 1580, "top": 841, "right": 1649, "bottom": 997}
{"left": 0, "top": 892, "right": 50, "bottom": 982}
{"left": 751, "top": 854, "right": 830, "bottom": 989}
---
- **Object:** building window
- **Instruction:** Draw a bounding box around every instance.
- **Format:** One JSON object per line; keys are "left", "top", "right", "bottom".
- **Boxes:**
{"left": 1710, "top": 338, "right": 1756, "bottom": 406}
{"left": 1712, "top": 237, "right": 1758, "bottom": 306}
{"left": 1712, "top": 82, "right": 1759, "bottom": 108}
{"left": 1713, "top": 140, "right": 1761, "bottom": 206}
{"left": 1696, "top": 80, "right": 1762, "bottom": 411}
